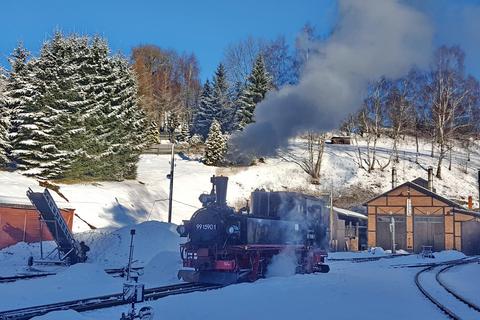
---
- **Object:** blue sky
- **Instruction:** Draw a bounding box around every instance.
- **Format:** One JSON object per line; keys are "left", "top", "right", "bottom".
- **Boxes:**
{"left": 0, "top": 0, "right": 336, "bottom": 80}
{"left": 1, "top": 0, "right": 479, "bottom": 80}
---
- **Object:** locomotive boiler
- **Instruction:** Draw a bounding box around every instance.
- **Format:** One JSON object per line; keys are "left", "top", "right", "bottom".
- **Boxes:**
{"left": 177, "top": 176, "right": 330, "bottom": 285}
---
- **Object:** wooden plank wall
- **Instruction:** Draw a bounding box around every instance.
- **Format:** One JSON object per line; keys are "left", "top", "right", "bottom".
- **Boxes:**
{"left": 366, "top": 184, "right": 466, "bottom": 252}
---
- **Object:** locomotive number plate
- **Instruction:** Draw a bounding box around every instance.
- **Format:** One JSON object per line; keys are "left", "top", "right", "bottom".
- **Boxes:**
{"left": 196, "top": 223, "right": 217, "bottom": 230}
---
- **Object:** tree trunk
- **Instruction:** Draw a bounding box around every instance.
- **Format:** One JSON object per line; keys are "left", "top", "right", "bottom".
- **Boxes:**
{"left": 436, "top": 143, "right": 444, "bottom": 179}
{"left": 448, "top": 144, "right": 452, "bottom": 171}
{"left": 415, "top": 132, "right": 419, "bottom": 164}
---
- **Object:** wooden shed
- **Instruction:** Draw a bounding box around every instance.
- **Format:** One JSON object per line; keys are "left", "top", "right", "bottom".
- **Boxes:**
{"left": 0, "top": 203, "right": 74, "bottom": 249}
{"left": 364, "top": 177, "right": 480, "bottom": 255}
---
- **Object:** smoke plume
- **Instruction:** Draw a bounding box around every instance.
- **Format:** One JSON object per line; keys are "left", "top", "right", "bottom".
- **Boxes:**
{"left": 229, "top": 0, "right": 433, "bottom": 158}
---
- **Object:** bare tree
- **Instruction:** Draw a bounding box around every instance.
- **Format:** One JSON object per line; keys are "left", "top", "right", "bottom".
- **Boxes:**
{"left": 387, "top": 76, "right": 415, "bottom": 163}
{"left": 353, "top": 79, "right": 391, "bottom": 172}
{"left": 131, "top": 45, "right": 201, "bottom": 134}
{"left": 425, "top": 46, "right": 470, "bottom": 179}
{"left": 223, "top": 36, "right": 294, "bottom": 89}
{"left": 280, "top": 132, "right": 326, "bottom": 184}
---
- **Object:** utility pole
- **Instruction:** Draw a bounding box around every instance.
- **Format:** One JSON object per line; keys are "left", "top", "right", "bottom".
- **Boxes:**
{"left": 167, "top": 144, "right": 175, "bottom": 223}
{"left": 329, "top": 189, "right": 334, "bottom": 251}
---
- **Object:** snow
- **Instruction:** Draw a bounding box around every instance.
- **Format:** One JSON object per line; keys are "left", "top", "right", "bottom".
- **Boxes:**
{"left": 81, "top": 250, "right": 472, "bottom": 320}
{"left": 31, "top": 310, "right": 93, "bottom": 320}
{"left": 0, "top": 263, "right": 119, "bottom": 311}
{"left": 78, "top": 221, "right": 181, "bottom": 268}
{"left": 1, "top": 220, "right": 477, "bottom": 320}
{"left": 332, "top": 206, "right": 367, "bottom": 220}
{"left": 440, "top": 262, "right": 480, "bottom": 306}
{"left": 0, "top": 221, "right": 183, "bottom": 312}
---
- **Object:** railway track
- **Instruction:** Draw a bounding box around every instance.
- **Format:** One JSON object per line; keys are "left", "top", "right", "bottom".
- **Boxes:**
{"left": 0, "top": 267, "right": 144, "bottom": 284}
{"left": 328, "top": 253, "right": 410, "bottom": 263}
{"left": 0, "top": 282, "right": 222, "bottom": 320}
{"left": 415, "top": 258, "right": 480, "bottom": 319}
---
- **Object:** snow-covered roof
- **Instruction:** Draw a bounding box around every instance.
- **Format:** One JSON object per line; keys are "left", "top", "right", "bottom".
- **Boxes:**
{"left": 363, "top": 179, "right": 461, "bottom": 208}
{"left": 332, "top": 206, "right": 367, "bottom": 220}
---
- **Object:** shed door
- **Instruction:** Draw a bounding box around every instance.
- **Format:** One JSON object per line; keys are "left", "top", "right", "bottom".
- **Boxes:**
{"left": 461, "top": 221, "right": 480, "bottom": 256}
{"left": 376, "top": 216, "right": 406, "bottom": 251}
{"left": 414, "top": 216, "right": 444, "bottom": 253}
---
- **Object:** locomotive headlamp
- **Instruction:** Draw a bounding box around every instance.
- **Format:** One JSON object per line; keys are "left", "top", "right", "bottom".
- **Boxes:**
{"left": 177, "top": 225, "right": 187, "bottom": 236}
{"left": 227, "top": 225, "right": 240, "bottom": 235}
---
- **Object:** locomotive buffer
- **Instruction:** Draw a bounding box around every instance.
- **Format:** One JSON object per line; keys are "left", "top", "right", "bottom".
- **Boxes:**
{"left": 26, "top": 188, "right": 87, "bottom": 265}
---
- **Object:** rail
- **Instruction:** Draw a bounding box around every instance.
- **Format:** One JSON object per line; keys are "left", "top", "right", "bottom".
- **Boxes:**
{"left": 0, "top": 282, "right": 222, "bottom": 320}
{"left": 414, "top": 258, "right": 480, "bottom": 320}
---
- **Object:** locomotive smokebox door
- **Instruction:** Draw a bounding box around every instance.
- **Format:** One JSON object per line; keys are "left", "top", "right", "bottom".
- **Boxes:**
{"left": 122, "top": 282, "right": 145, "bottom": 303}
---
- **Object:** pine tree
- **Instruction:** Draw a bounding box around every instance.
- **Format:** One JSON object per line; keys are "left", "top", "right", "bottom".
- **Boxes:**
{"left": 211, "top": 64, "right": 232, "bottom": 133}
{"left": 235, "top": 55, "right": 273, "bottom": 130}
{"left": 176, "top": 119, "right": 190, "bottom": 143}
{"left": 193, "top": 79, "right": 215, "bottom": 138}
{"left": 6, "top": 33, "right": 151, "bottom": 180}
{"left": 6, "top": 44, "right": 52, "bottom": 175}
{"left": 204, "top": 119, "right": 226, "bottom": 166}
{"left": 0, "top": 68, "right": 10, "bottom": 165}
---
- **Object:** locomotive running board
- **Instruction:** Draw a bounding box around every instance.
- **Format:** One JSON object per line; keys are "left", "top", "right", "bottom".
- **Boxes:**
{"left": 178, "top": 269, "right": 241, "bottom": 285}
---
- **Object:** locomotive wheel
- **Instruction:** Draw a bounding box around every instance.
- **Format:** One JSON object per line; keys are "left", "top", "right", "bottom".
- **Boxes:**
{"left": 317, "top": 264, "right": 330, "bottom": 273}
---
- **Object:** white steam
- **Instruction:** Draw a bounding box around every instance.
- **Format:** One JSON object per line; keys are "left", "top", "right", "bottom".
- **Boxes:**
{"left": 229, "top": 0, "right": 433, "bottom": 157}
{"left": 266, "top": 249, "right": 298, "bottom": 278}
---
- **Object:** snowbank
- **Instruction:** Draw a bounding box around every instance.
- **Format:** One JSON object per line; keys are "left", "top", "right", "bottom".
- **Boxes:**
{"left": 140, "top": 251, "right": 182, "bottom": 287}
{"left": 78, "top": 220, "right": 182, "bottom": 268}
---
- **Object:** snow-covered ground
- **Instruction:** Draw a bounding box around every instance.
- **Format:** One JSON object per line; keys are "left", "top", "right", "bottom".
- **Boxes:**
{"left": 22, "top": 250, "right": 477, "bottom": 320}
{"left": 1, "top": 220, "right": 478, "bottom": 319}
{"left": 0, "top": 221, "right": 182, "bottom": 311}
{"left": 1, "top": 136, "right": 479, "bottom": 319}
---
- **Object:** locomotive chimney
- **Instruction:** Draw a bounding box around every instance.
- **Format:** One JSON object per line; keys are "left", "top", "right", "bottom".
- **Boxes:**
{"left": 427, "top": 167, "right": 434, "bottom": 191}
{"left": 211, "top": 176, "right": 228, "bottom": 206}
{"left": 391, "top": 167, "right": 397, "bottom": 189}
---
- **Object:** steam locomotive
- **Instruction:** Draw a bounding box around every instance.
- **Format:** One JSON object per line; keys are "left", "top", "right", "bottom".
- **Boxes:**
{"left": 177, "top": 176, "right": 330, "bottom": 284}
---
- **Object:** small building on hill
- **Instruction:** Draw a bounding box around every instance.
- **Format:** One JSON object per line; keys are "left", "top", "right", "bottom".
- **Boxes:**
{"left": 0, "top": 203, "right": 74, "bottom": 249}
{"left": 364, "top": 169, "right": 480, "bottom": 255}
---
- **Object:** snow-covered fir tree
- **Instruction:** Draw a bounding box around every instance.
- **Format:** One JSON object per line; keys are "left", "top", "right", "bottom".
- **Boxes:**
{"left": 204, "top": 119, "right": 227, "bottom": 166}
{"left": 7, "top": 33, "right": 151, "bottom": 180}
{"left": 176, "top": 119, "right": 190, "bottom": 143}
{"left": 93, "top": 54, "right": 150, "bottom": 180}
{"left": 211, "top": 64, "right": 232, "bottom": 133}
{"left": 193, "top": 79, "right": 216, "bottom": 138}
{"left": 0, "top": 68, "right": 10, "bottom": 165}
{"left": 6, "top": 44, "right": 50, "bottom": 175}
{"left": 235, "top": 55, "right": 273, "bottom": 130}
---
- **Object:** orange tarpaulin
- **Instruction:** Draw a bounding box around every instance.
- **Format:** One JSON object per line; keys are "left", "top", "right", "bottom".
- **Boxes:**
{"left": 0, "top": 203, "right": 74, "bottom": 249}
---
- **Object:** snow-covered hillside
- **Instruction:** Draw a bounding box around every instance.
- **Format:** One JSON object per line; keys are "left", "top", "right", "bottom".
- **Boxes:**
{"left": 0, "top": 136, "right": 478, "bottom": 233}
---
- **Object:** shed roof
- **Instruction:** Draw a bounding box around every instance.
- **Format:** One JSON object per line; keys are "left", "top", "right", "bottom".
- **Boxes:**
{"left": 453, "top": 208, "right": 480, "bottom": 219}
{"left": 332, "top": 206, "right": 367, "bottom": 220}
{"left": 363, "top": 180, "right": 461, "bottom": 208}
